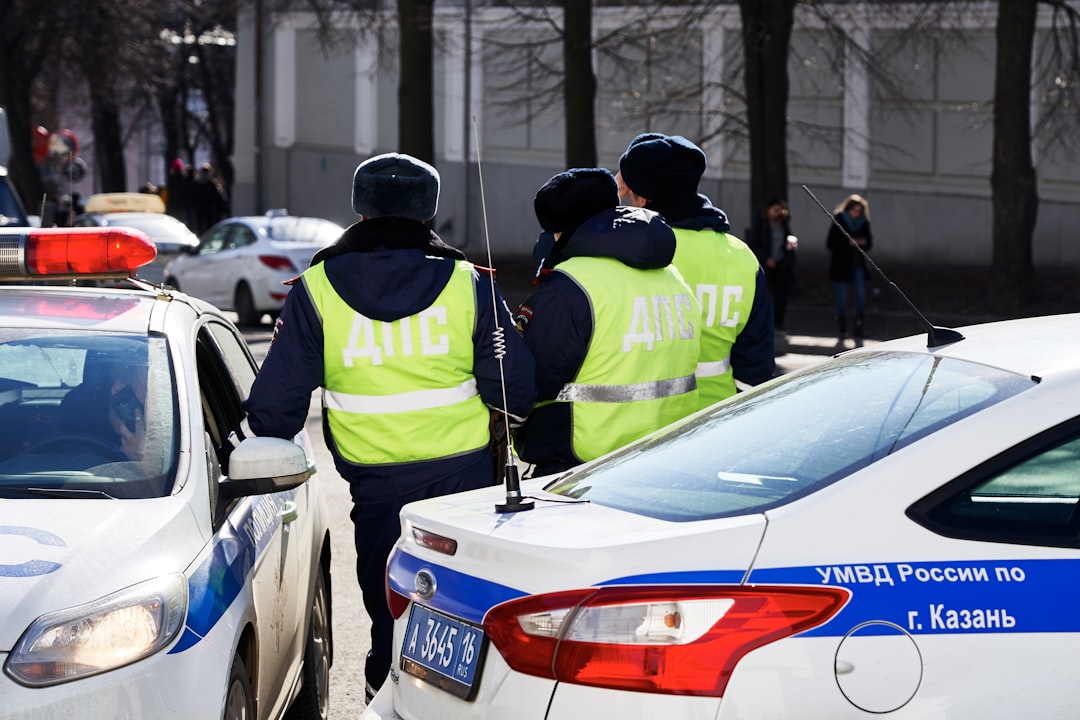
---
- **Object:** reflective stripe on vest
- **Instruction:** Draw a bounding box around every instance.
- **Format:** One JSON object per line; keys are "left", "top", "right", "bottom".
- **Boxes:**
{"left": 324, "top": 378, "right": 478, "bottom": 414}
{"left": 696, "top": 357, "right": 731, "bottom": 378}
{"left": 671, "top": 227, "right": 759, "bottom": 408}
{"left": 556, "top": 374, "right": 696, "bottom": 403}
{"left": 554, "top": 256, "right": 700, "bottom": 463}
{"left": 303, "top": 259, "right": 490, "bottom": 465}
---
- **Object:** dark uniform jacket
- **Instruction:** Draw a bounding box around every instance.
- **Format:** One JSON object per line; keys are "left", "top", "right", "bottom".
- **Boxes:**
{"left": 243, "top": 217, "right": 535, "bottom": 503}
{"left": 513, "top": 205, "right": 678, "bottom": 476}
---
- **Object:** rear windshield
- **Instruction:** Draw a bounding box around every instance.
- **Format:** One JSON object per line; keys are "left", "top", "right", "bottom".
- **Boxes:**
{"left": 265, "top": 217, "right": 342, "bottom": 245}
{"left": 0, "top": 331, "right": 179, "bottom": 499}
{"left": 545, "top": 351, "right": 1036, "bottom": 521}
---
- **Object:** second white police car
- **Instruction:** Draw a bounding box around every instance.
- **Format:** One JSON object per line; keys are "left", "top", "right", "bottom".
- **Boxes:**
{"left": 0, "top": 228, "right": 332, "bottom": 720}
{"left": 365, "top": 312, "right": 1080, "bottom": 719}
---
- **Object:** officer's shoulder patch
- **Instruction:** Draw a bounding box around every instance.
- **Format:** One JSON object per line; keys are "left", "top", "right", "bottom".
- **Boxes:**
{"left": 514, "top": 304, "right": 534, "bottom": 334}
{"left": 269, "top": 315, "right": 285, "bottom": 348}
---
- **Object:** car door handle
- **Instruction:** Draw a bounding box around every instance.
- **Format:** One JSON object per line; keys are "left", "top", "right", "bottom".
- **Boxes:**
{"left": 279, "top": 500, "right": 298, "bottom": 525}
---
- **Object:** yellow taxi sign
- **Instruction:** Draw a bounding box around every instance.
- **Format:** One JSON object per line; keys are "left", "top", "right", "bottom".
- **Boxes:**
{"left": 85, "top": 192, "right": 165, "bottom": 215}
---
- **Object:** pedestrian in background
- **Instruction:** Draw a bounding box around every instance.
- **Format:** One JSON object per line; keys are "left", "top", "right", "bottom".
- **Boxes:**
{"left": 242, "top": 152, "right": 534, "bottom": 702}
{"left": 617, "top": 133, "right": 775, "bottom": 408}
{"left": 513, "top": 168, "right": 699, "bottom": 477}
{"left": 826, "top": 193, "right": 873, "bottom": 339}
{"left": 749, "top": 197, "right": 798, "bottom": 332}
{"left": 164, "top": 158, "right": 191, "bottom": 228}
{"left": 192, "top": 162, "right": 229, "bottom": 234}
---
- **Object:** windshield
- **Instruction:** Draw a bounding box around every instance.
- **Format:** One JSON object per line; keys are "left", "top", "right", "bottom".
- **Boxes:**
{"left": 545, "top": 351, "right": 1036, "bottom": 521}
{"left": 0, "top": 331, "right": 178, "bottom": 498}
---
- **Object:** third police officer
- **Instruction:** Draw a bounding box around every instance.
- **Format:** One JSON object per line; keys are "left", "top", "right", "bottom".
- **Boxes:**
{"left": 617, "top": 134, "right": 775, "bottom": 407}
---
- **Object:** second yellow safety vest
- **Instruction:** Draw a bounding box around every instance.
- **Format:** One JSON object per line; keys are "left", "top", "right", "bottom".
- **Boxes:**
{"left": 552, "top": 256, "right": 700, "bottom": 462}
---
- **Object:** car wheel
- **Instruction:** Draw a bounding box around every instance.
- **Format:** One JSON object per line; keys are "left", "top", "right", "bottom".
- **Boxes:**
{"left": 235, "top": 283, "right": 260, "bottom": 327}
{"left": 223, "top": 654, "right": 254, "bottom": 720}
{"left": 285, "top": 565, "right": 333, "bottom": 720}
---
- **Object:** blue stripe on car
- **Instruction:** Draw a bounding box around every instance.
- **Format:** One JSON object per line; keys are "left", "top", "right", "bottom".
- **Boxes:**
{"left": 169, "top": 491, "right": 295, "bottom": 654}
{"left": 750, "top": 558, "right": 1080, "bottom": 636}
{"left": 389, "top": 551, "right": 525, "bottom": 625}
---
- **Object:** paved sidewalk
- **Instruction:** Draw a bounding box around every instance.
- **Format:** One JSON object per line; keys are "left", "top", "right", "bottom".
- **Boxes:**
{"left": 490, "top": 253, "right": 1079, "bottom": 368}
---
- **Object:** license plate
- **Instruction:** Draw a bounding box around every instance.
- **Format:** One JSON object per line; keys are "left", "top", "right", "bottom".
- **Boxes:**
{"left": 400, "top": 603, "right": 487, "bottom": 700}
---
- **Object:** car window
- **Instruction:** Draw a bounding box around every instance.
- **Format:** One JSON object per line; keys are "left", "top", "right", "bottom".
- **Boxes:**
{"left": 545, "top": 351, "right": 1036, "bottom": 522}
{"left": 0, "top": 172, "right": 28, "bottom": 227}
{"left": 909, "top": 422, "right": 1080, "bottom": 547}
{"left": 199, "top": 224, "right": 232, "bottom": 255}
{"left": 196, "top": 323, "right": 258, "bottom": 526}
{"left": 0, "top": 331, "right": 179, "bottom": 498}
{"left": 227, "top": 225, "right": 256, "bottom": 249}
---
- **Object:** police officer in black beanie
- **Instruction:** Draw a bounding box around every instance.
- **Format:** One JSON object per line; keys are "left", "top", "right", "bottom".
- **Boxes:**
{"left": 243, "top": 152, "right": 535, "bottom": 702}
{"left": 513, "top": 168, "right": 701, "bottom": 476}
{"left": 618, "top": 133, "right": 776, "bottom": 407}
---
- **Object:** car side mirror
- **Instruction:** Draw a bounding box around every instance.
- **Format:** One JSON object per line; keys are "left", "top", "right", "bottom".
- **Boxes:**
{"left": 219, "top": 436, "right": 311, "bottom": 500}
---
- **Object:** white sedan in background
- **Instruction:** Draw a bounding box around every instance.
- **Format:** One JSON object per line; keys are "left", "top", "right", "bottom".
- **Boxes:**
{"left": 0, "top": 227, "right": 333, "bottom": 720}
{"left": 163, "top": 211, "right": 344, "bottom": 326}
{"left": 74, "top": 193, "right": 200, "bottom": 284}
{"left": 365, "top": 314, "right": 1080, "bottom": 719}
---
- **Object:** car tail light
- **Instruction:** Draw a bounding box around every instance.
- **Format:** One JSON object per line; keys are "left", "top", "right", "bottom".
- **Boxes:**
{"left": 483, "top": 585, "right": 849, "bottom": 697}
{"left": 258, "top": 255, "right": 297, "bottom": 272}
{"left": 0, "top": 228, "right": 156, "bottom": 278}
{"left": 386, "top": 576, "right": 410, "bottom": 620}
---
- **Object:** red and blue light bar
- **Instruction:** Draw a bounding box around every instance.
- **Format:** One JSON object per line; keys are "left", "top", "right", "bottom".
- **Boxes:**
{"left": 0, "top": 227, "right": 156, "bottom": 280}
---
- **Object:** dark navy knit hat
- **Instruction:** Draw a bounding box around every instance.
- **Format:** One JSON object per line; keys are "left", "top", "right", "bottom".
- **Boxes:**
{"left": 352, "top": 152, "right": 440, "bottom": 221}
{"left": 618, "top": 133, "right": 707, "bottom": 201}
{"left": 533, "top": 168, "right": 619, "bottom": 238}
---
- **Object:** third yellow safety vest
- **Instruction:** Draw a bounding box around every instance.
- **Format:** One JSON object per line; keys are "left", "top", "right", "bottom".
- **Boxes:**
{"left": 671, "top": 227, "right": 759, "bottom": 408}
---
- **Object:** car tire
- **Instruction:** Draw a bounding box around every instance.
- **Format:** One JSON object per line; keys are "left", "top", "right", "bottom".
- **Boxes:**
{"left": 223, "top": 654, "right": 255, "bottom": 720}
{"left": 235, "top": 283, "right": 260, "bottom": 327}
{"left": 285, "top": 564, "right": 333, "bottom": 720}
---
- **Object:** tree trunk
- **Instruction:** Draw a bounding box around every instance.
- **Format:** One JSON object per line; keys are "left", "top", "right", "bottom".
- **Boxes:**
{"left": 0, "top": 1, "right": 46, "bottom": 209}
{"left": 563, "top": 0, "right": 596, "bottom": 168}
{"left": 989, "top": 0, "right": 1038, "bottom": 311}
{"left": 739, "top": 0, "right": 795, "bottom": 222}
{"left": 89, "top": 85, "right": 127, "bottom": 192}
{"left": 397, "top": 0, "right": 435, "bottom": 164}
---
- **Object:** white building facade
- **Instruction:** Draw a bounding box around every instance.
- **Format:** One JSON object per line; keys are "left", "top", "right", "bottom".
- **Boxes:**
{"left": 231, "top": 2, "right": 1080, "bottom": 268}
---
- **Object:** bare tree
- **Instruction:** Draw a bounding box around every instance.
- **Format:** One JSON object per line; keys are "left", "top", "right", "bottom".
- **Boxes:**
{"left": 989, "top": 0, "right": 1038, "bottom": 309}
{"left": 739, "top": 0, "right": 796, "bottom": 216}
{"left": 0, "top": 0, "right": 69, "bottom": 206}
{"left": 398, "top": 0, "right": 437, "bottom": 161}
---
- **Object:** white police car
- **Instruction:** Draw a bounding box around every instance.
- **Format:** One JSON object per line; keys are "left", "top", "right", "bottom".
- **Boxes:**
{"left": 0, "top": 228, "right": 332, "bottom": 719}
{"left": 365, "top": 314, "right": 1080, "bottom": 719}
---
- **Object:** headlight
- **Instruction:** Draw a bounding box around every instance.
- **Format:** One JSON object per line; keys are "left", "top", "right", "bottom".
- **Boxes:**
{"left": 4, "top": 574, "right": 187, "bottom": 686}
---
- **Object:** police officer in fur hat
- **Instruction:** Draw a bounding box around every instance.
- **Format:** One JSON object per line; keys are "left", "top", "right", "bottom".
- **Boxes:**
{"left": 243, "top": 152, "right": 535, "bottom": 701}
{"left": 513, "top": 167, "right": 700, "bottom": 476}
{"left": 617, "top": 133, "right": 775, "bottom": 407}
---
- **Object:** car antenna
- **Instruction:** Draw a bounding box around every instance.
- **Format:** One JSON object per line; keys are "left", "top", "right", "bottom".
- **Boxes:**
{"left": 802, "top": 185, "right": 964, "bottom": 349}
{"left": 474, "top": 114, "right": 534, "bottom": 514}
